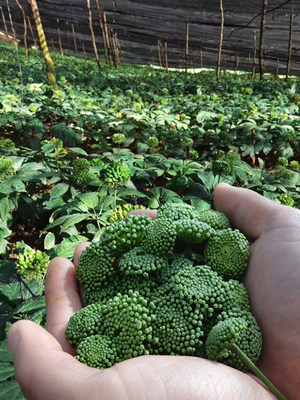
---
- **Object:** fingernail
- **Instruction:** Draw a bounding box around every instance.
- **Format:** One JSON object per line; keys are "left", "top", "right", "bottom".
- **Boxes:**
{"left": 8, "top": 324, "right": 20, "bottom": 355}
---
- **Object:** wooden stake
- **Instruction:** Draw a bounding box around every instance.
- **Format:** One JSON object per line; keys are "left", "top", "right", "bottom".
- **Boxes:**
{"left": 157, "top": 40, "right": 162, "bottom": 67}
{"left": 15, "top": 0, "right": 29, "bottom": 58}
{"left": 103, "top": 12, "right": 115, "bottom": 67}
{"left": 276, "top": 58, "right": 280, "bottom": 77}
{"left": 71, "top": 23, "right": 78, "bottom": 54}
{"left": 86, "top": 0, "right": 101, "bottom": 68}
{"left": 27, "top": 0, "right": 56, "bottom": 89}
{"left": 235, "top": 50, "right": 239, "bottom": 70}
{"left": 252, "top": 30, "right": 257, "bottom": 79}
{"left": 286, "top": 12, "right": 294, "bottom": 81}
{"left": 164, "top": 41, "right": 169, "bottom": 75}
{"left": 94, "top": 0, "right": 111, "bottom": 66}
{"left": 259, "top": 0, "right": 268, "bottom": 80}
{"left": 57, "top": 19, "right": 64, "bottom": 57}
{"left": 217, "top": 0, "right": 224, "bottom": 80}
{"left": 185, "top": 23, "right": 189, "bottom": 73}
{"left": 27, "top": 15, "right": 37, "bottom": 47}
{"left": 1, "top": 6, "right": 9, "bottom": 36}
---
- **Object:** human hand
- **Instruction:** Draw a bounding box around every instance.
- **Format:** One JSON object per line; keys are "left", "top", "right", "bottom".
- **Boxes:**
{"left": 8, "top": 183, "right": 297, "bottom": 400}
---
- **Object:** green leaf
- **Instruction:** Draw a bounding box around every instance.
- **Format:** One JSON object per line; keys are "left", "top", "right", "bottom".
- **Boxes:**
{"left": 0, "top": 341, "right": 13, "bottom": 363}
{"left": 0, "top": 261, "right": 16, "bottom": 280}
{"left": 196, "top": 110, "right": 218, "bottom": 123}
{"left": 69, "top": 147, "right": 88, "bottom": 155}
{"left": 44, "top": 233, "right": 55, "bottom": 250}
{"left": 0, "top": 363, "right": 16, "bottom": 381}
{"left": 50, "top": 183, "right": 69, "bottom": 200}
{"left": 61, "top": 213, "right": 89, "bottom": 231}
{"left": 0, "top": 379, "right": 25, "bottom": 399}
{"left": 77, "top": 192, "right": 99, "bottom": 209}
{"left": 14, "top": 296, "right": 45, "bottom": 314}
{"left": 0, "top": 198, "right": 10, "bottom": 224}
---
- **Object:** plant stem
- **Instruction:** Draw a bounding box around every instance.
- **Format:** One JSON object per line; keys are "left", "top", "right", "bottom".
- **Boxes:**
{"left": 230, "top": 344, "right": 287, "bottom": 400}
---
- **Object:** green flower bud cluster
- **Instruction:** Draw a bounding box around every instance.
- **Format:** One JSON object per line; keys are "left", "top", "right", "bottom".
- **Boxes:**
{"left": 0, "top": 139, "right": 15, "bottom": 151}
{"left": 0, "top": 157, "right": 14, "bottom": 183}
{"left": 112, "top": 133, "right": 126, "bottom": 144}
{"left": 72, "top": 158, "right": 91, "bottom": 188}
{"left": 108, "top": 203, "right": 146, "bottom": 223}
{"left": 16, "top": 248, "right": 50, "bottom": 281}
{"left": 278, "top": 193, "right": 294, "bottom": 207}
{"left": 148, "top": 136, "right": 159, "bottom": 148}
{"left": 101, "top": 161, "right": 132, "bottom": 188}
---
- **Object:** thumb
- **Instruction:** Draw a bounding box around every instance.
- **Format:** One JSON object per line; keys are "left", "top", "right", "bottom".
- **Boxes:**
{"left": 7, "top": 320, "right": 105, "bottom": 400}
{"left": 213, "top": 183, "right": 283, "bottom": 239}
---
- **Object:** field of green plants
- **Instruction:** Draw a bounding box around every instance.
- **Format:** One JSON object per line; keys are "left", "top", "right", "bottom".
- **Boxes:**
{"left": 0, "top": 43, "right": 299, "bottom": 397}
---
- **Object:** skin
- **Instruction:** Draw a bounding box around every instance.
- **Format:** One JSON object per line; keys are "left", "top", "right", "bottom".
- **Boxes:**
{"left": 7, "top": 183, "right": 300, "bottom": 400}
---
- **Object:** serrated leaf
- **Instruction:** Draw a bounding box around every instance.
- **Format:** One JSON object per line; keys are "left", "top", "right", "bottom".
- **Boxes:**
{"left": 61, "top": 213, "right": 89, "bottom": 231}
{"left": 44, "top": 233, "right": 55, "bottom": 250}
{"left": 14, "top": 296, "right": 45, "bottom": 314}
{"left": 69, "top": 147, "right": 88, "bottom": 155}
{"left": 0, "top": 261, "right": 16, "bottom": 279}
{"left": 8, "top": 179, "right": 26, "bottom": 193}
{"left": 0, "top": 197, "right": 10, "bottom": 224}
{"left": 0, "top": 363, "right": 15, "bottom": 381}
{"left": 0, "top": 341, "right": 13, "bottom": 363}
{"left": 77, "top": 192, "right": 99, "bottom": 209}
{"left": 117, "top": 188, "right": 149, "bottom": 199}
{"left": 196, "top": 110, "right": 218, "bottom": 123}
{"left": 50, "top": 183, "right": 69, "bottom": 200}
{"left": 0, "top": 379, "right": 25, "bottom": 399}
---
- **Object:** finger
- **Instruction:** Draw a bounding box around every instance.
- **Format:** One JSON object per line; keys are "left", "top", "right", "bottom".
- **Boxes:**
{"left": 214, "top": 183, "right": 282, "bottom": 239}
{"left": 7, "top": 321, "right": 101, "bottom": 400}
{"left": 127, "top": 209, "right": 157, "bottom": 219}
{"left": 74, "top": 241, "right": 91, "bottom": 267}
{"left": 45, "top": 257, "right": 82, "bottom": 353}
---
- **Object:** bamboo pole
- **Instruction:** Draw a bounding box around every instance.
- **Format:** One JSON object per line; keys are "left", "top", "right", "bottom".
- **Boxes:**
{"left": 86, "top": 0, "right": 101, "bottom": 69}
{"left": 27, "top": 0, "right": 56, "bottom": 89}
{"left": 57, "top": 19, "right": 64, "bottom": 57}
{"left": 15, "top": 0, "right": 28, "bottom": 58}
{"left": 259, "top": 0, "right": 268, "bottom": 80}
{"left": 217, "top": 0, "right": 224, "bottom": 80}
{"left": 235, "top": 50, "right": 239, "bottom": 70}
{"left": 185, "top": 23, "right": 189, "bottom": 73}
{"left": 1, "top": 6, "right": 9, "bottom": 36}
{"left": 164, "top": 41, "right": 169, "bottom": 75}
{"left": 71, "top": 23, "right": 78, "bottom": 54}
{"left": 252, "top": 30, "right": 257, "bottom": 79}
{"left": 275, "top": 58, "right": 279, "bottom": 78}
{"left": 157, "top": 40, "right": 162, "bottom": 67}
{"left": 94, "top": 0, "right": 110, "bottom": 66}
{"left": 285, "top": 12, "right": 294, "bottom": 81}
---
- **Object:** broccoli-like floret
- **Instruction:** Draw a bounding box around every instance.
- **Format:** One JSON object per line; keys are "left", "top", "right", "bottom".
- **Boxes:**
{"left": 118, "top": 246, "right": 168, "bottom": 278}
{"left": 76, "top": 335, "right": 117, "bottom": 369}
{"left": 143, "top": 218, "right": 177, "bottom": 255}
{"left": 65, "top": 201, "right": 286, "bottom": 398}
{"left": 197, "top": 209, "right": 230, "bottom": 230}
{"left": 157, "top": 202, "right": 199, "bottom": 221}
{"left": 65, "top": 302, "right": 104, "bottom": 347}
{"left": 101, "top": 161, "right": 132, "bottom": 188}
{"left": 100, "top": 214, "right": 152, "bottom": 255}
{"left": 204, "top": 228, "right": 249, "bottom": 279}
